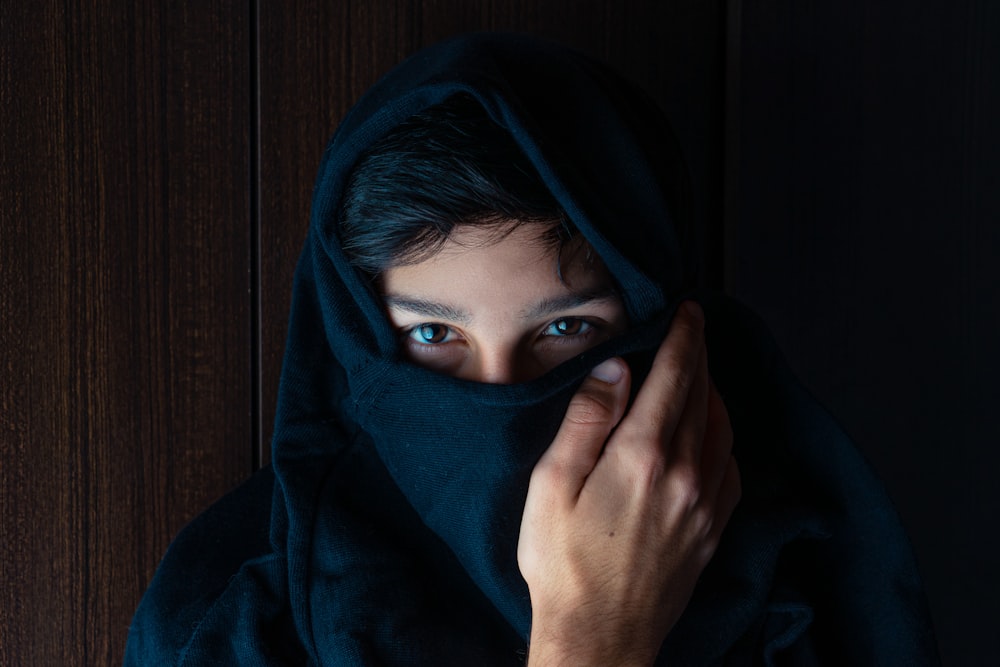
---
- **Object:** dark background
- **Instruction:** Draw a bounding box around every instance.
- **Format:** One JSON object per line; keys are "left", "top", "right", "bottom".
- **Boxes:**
{"left": 1, "top": 1, "right": 995, "bottom": 664}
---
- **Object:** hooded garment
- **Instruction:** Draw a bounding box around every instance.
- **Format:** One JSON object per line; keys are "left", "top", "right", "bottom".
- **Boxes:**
{"left": 125, "top": 33, "right": 939, "bottom": 666}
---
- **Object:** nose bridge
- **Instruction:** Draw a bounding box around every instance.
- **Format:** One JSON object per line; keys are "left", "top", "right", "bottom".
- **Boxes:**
{"left": 475, "top": 342, "right": 523, "bottom": 384}
{"left": 460, "top": 307, "right": 545, "bottom": 383}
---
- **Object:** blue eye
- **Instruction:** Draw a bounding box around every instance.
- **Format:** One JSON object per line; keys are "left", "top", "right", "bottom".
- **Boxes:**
{"left": 543, "top": 318, "right": 592, "bottom": 337}
{"left": 408, "top": 323, "right": 452, "bottom": 345}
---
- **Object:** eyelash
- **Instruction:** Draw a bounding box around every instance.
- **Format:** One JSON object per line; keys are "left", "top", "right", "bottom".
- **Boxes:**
{"left": 403, "top": 318, "right": 597, "bottom": 347}
{"left": 542, "top": 318, "right": 594, "bottom": 339}
{"left": 406, "top": 323, "right": 457, "bottom": 345}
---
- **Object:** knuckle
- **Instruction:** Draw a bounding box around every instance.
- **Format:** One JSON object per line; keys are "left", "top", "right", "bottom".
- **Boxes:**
{"left": 696, "top": 504, "right": 718, "bottom": 536}
{"left": 527, "top": 458, "right": 553, "bottom": 486}
{"left": 625, "top": 446, "right": 669, "bottom": 486}
{"left": 683, "top": 508, "right": 714, "bottom": 549}
{"left": 564, "top": 389, "right": 616, "bottom": 427}
{"left": 534, "top": 458, "right": 571, "bottom": 490}
{"left": 662, "top": 361, "right": 695, "bottom": 398}
{"left": 529, "top": 455, "right": 574, "bottom": 492}
{"left": 675, "top": 316, "right": 704, "bottom": 343}
{"left": 667, "top": 464, "right": 702, "bottom": 508}
{"left": 677, "top": 301, "right": 705, "bottom": 334}
{"left": 613, "top": 418, "right": 657, "bottom": 448}
{"left": 697, "top": 532, "right": 721, "bottom": 565}
{"left": 671, "top": 462, "right": 702, "bottom": 494}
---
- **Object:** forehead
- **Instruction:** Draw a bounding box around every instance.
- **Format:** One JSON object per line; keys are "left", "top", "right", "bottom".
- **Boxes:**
{"left": 379, "top": 223, "right": 614, "bottom": 307}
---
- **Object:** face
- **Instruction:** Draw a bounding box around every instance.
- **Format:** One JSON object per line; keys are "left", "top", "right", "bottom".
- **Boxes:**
{"left": 379, "top": 224, "right": 629, "bottom": 383}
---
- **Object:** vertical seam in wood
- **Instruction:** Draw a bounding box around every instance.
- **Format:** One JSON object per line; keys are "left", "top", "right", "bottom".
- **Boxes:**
{"left": 250, "top": 0, "right": 263, "bottom": 472}
{"left": 723, "top": 0, "right": 743, "bottom": 293}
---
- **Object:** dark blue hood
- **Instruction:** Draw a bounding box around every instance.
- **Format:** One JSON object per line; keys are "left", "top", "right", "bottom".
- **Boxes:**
{"left": 272, "top": 32, "right": 696, "bottom": 648}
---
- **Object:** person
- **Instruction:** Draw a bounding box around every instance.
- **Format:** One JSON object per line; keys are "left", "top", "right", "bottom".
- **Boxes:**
{"left": 124, "top": 33, "right": 939, "bottom": 665}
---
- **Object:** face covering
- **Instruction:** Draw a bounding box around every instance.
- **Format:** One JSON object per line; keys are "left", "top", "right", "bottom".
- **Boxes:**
{"left": 125, "top": 32, "right": 940, "bottom": 667}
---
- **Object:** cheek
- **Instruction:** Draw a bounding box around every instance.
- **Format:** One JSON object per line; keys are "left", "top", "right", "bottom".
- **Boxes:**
{"left": 533, "top": 346, "right": 585, "bottom": 373}
{"left": 534, "top": 322, "right": 620, "bottom": 369}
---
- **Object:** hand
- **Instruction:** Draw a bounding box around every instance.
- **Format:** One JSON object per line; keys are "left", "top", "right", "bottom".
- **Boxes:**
{"left": 517, "top": 301, "right": 741, "bottom": 667}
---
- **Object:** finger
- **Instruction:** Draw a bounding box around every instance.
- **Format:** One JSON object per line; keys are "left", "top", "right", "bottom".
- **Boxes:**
{"left": 533, "top": 357, "right": 631, "bottom": 497}
{"left": 705, "top": 456, "right": 741, "bottom": 549}
{"left": 626, "top": 300, "right": 706, "bottom": 442}
{"left": 698, "top": 377, "right": 735, "bottom": 496}
{"left": 666, "top": 338, "right": 710, "bottom": 473}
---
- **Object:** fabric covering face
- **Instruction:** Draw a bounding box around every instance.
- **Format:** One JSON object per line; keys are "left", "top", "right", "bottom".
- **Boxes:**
{"left": 124, "top": 33, "right": 940, "bottom": 666}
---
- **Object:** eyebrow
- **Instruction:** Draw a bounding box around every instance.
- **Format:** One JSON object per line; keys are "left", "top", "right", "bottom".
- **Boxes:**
{"left": 520, "top": 287, "right": 621, "bottom": 320}
{"left": 383, "top": 286, "right": 619, "bottom": 324}
{"left": 382, "top": 295, "right": 473, "bottom": 324}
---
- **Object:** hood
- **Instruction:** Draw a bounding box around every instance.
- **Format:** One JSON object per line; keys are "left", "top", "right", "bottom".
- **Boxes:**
{"left": 272, "top": 32, "right": 698, "bottom": 645}
{"left": 266, "top": 32, "right": 936, "bottom": 666}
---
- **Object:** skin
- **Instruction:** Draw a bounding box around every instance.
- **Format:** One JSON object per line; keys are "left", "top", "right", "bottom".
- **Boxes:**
{"left": 380, "top": 224, "right": 629, "bottom": 383}
{"left": 380, "top": 223, "right": 741, "bottom": 665}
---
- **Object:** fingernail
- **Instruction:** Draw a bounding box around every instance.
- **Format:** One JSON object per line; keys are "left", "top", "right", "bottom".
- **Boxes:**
{"left": 590, "top": 358, "right": 624, "bottom": 384}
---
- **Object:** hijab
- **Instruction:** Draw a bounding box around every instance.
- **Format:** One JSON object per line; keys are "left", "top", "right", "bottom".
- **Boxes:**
{"left": 125, "top": 32, "right": 939, "bottom": 666}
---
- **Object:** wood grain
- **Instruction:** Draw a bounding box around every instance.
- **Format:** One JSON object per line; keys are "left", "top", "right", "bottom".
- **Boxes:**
{"left": 1, "top": 1, "right": 728, "bottom": 663}
{"left": 0, "top": 1, "right": 252, "bottom": 664}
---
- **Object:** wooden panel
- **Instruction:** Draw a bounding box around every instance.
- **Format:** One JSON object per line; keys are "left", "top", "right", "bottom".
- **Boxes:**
{"left": 732, "top": 1, "right": 1000, "bottom": 664}
{"left": 257, "top": 0, "right": 728, "bottom": 463}
{"left": 0, "top": 2, "right": 252, "bottom": 664}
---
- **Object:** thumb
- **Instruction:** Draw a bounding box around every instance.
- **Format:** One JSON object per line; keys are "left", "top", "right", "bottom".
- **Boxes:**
{"left": 535, "top": 358, "right": 631, "bottom": 493}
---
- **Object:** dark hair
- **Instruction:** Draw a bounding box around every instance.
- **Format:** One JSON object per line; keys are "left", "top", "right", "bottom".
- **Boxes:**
{"left": 339, "top": 94, "right": 573, "bottom": 275}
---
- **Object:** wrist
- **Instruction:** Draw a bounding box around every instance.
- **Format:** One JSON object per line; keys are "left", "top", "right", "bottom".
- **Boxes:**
{"left": 525, "top": 613, "right": 657, "bottom": 667}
